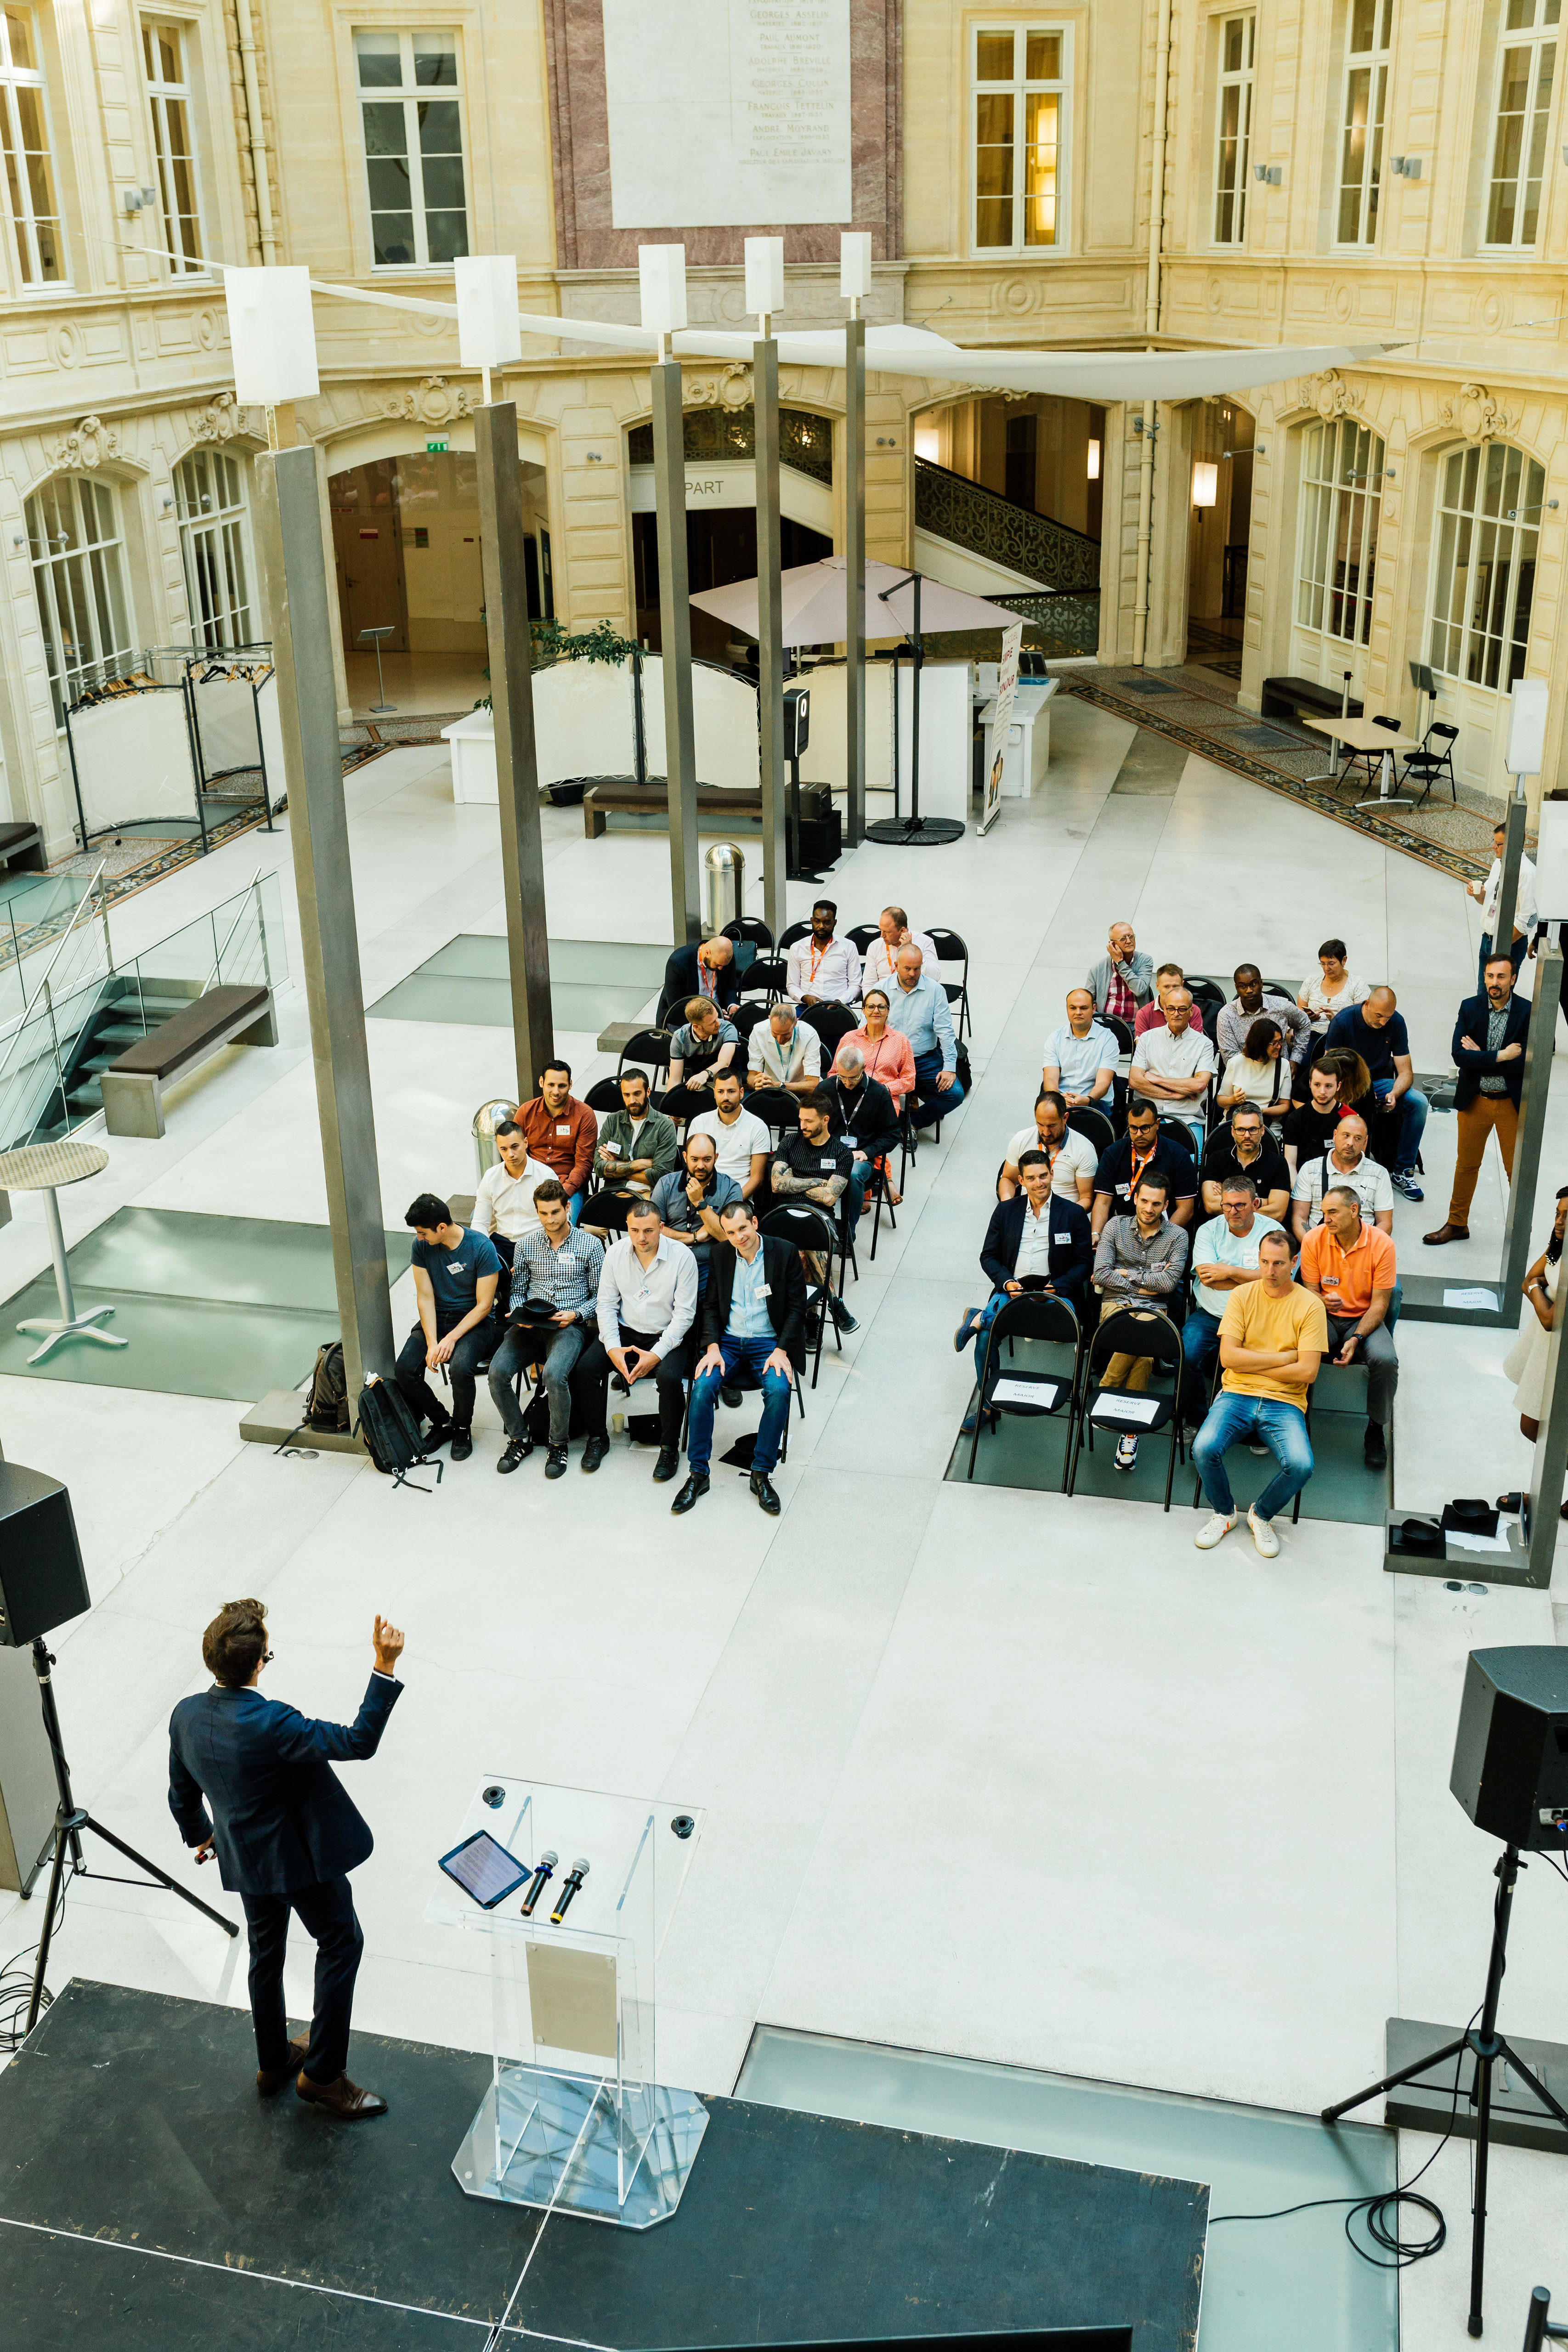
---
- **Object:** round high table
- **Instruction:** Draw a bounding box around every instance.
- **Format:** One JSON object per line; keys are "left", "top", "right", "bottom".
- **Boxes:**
{"left": 0, "top": 1138, "right": 127, "bottom": 1365}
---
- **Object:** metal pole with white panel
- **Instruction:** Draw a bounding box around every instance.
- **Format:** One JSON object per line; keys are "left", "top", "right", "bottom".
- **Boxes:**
{"left": 641, "top": 245, "right": 702, "bottom": 947}
{"left": 750, "top": 237, "right": 788, "bottom": 942}
{"left": 842, "top": 233, "right": 871, "bottom": 850}
{"left": 1495, "top": 681, "right": 1547, "bottom": 956}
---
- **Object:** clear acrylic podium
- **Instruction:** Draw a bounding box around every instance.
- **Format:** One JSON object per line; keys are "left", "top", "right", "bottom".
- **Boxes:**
{"left": 426, "top": 1777, "right": 708, "bottom": 2228}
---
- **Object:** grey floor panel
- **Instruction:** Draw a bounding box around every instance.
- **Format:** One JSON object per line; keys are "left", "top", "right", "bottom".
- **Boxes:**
{"left": 368, "top": 933, "right": 666, "bottom": 1029}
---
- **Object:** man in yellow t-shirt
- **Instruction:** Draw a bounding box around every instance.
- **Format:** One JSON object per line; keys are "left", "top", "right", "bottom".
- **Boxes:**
{"left": 1192, "top": 1229, "right": 1327, "bottom": 1559}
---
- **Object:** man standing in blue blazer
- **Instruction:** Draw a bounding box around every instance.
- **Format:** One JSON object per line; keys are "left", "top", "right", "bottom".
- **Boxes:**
{"left": 1423, "top": 950, "right": 1532, "bottom": 1246}
{"left": 168, "top": 1600, "right": 405, "bottom": 2119}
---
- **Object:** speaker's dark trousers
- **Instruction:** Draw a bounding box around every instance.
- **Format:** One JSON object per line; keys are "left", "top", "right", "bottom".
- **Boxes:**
{"left": 395, "top": 1311, "right": 488, "bottom": 1431}
{"left": 241, "top": 1874, "right": 363, "bottom": 2084}
{"left": 577, "top": 1323, "right": 690, "bottom": 1445}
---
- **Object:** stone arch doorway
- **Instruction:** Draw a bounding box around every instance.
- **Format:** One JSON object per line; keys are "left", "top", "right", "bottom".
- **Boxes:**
{"left": 1185, "top": 398, "right": 1254, "bottom": 673}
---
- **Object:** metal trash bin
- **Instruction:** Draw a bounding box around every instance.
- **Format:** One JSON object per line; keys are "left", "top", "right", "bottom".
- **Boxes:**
{"left": 703, "top": 841, "right": 745, "bottom": 939}
{"left": 472, "top": 1097, "right": 517, "bottom": 1182}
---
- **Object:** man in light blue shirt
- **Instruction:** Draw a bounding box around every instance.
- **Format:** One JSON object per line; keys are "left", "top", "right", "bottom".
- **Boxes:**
{"left": 1179, "top": 1175, "right": 1284, "bottom": 1425}
{"left": 1042, "top": 988, "right": 1117, "bottom": 1108}
{"left": 887, "top": 945, "right": 963, "bottom": 1131}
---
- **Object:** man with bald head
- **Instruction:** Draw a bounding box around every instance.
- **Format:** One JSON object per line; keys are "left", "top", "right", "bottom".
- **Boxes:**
{"left": 886, "top": 943, "right": 963, "bottom": 1131}
{"left": 1321, "top": 986, "right": 1429, "bottom": 1200}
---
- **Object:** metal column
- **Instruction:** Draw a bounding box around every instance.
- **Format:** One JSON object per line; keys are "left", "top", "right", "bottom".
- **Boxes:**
{"left": 754, "top": 336, "right": 787, "bottom": 940}
{"left": 1501, "top": 938, "right": 1560, "bottom": 1305}
{"left": 843, "top": 315, "right": 866, "bottom": 848}
{"left": 253, "top": 444, "right": 394, "bottom": 1400}
{"left": 475, "top": 400, "right": 554, "bottom": 1101}
{"left": 1527, "top": 1203, "right": 1568, "bottom": 1584}
{"left": 651, "top": 358, "right": 702, "bottom": 946}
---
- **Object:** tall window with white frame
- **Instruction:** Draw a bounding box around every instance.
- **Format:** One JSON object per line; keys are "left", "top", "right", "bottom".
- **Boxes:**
{"left": 0, "top": 4, "right": 66, "bottom": 285}
{"left": 1295, "top": 419, "right": 1386, "bottom": 648}
{"left": 25, "top": 477, "right": 136, "bottom": 724}
{"left": 1426, "top": 441, "right": 1545, "bottom": 689}
{"left": 1212, "top": 15, "right": 1255, "bottom": 245}
{"left": 1337, "top": 0, "right": 1393, "bottom": 244}
{"left": 142, "top": 18, "right": 204, "bottom": 271}
{"left": 175, "top": 449, "right": 255, "bottom": 647}
{"left": 1485, "top": 0, "right": 1558, "bottom": 249}
{"left": 972, "top": 26, "right": 1066, "bottom": 254}
{"left": 355, "top": 28, "right": 468, "bottom": 267}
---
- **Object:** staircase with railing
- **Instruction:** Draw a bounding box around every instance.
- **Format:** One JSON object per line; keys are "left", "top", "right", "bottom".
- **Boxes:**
{"left": 914, "top": 458, "right": 1102, "bottom": 593}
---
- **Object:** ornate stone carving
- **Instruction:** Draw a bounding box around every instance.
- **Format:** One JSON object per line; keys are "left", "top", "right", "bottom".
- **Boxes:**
{"left": 684, "top": 362, "right": 753, "bottom": 411}
{"left": 1307, "top": 369, "right": 1364, "bottom": 421}
{"left": 49, "top": 416, "right": 119, "bottom": 470}
{"left": 1438, "top": 383, "right": 1517, "bottom": 446}
{"left": 192, "top": 392, "right": 255, "bottom": 444}
{"left": 382, "top": 375, "right": 474, "bottom": 427}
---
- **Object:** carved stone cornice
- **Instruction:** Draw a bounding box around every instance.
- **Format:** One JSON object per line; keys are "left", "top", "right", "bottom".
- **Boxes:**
{"left": 1438, "top": 382, "right": 1517, "bottom": 446}
{"left": 381, "top": 376, "right": 474, "bottom": 427}
{"left": 48, "top": 415, "right": 119, "bottom": 470}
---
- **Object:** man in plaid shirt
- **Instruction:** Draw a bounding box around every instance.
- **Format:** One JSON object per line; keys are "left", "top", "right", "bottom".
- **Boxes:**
{"left": 487, "top": 1180, "right": 603, "bottom": 1479}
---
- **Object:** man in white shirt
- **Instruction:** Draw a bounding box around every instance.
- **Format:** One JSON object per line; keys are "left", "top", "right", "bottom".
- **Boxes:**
{"left": 690, "top": 1069, "right": 771, "bottom": 1199}
{"left": 473, "top": 1119, "right": 552, "bottom": 1282}
{"left": 1468, "top": 818, "right": 1536, "bottom": 995}
{"left": 786, "top": 899, "right": 861, "bottom": 1051}
{"left": 1180, "top": 1176, "right": 1284, "bottom": 1426}
{"left": 1129, "top": 989, "right": 1216, "bottom": 1153}
{"left": 576, "top": 1200, "right": 699, "bottom": 1483}
{"left": 1042, "top": 988, "right": 1117, "bottom": 1107}
{"left": 1289, "top": 1114, "right": 1394, "bottom": 1238}
{"left": 861, "top": 905, "right": 938, "bottom": 996}
{"left": 745, "top": 1001, "right": 823, "bottom": 1103}
{"left": 999, "top": 1090, "right": 1096, "bottom": 1209}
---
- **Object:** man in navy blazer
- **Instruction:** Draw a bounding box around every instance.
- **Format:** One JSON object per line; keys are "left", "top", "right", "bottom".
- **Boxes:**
{"left": 953, "top": 1148, "right": 1094, "bottom": 1359}
{"left": 1424, "top": 951, "right": 1532, "bottom": 1245}
{"left": 168, "top": 1600, "right": 405, "bottom": 2118}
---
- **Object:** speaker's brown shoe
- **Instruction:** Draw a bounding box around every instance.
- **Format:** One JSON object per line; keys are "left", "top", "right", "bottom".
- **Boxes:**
{"left": 295, "top": 2071, "right": 387, "bottom": 2120}
{"left": 257, "top": 2037, "right": 309, "bottom": 2097}
{"left": 1421, "top": 1222, "right": 1470, "bottom": 1245}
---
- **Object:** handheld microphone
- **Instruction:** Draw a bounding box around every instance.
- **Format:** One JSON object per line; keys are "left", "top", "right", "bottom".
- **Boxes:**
{"left": 550, "top": 1857, "right": 589, "bottom": 1924}
{"left": 520, "top": 1849, "right": 557, "bottom": 1918}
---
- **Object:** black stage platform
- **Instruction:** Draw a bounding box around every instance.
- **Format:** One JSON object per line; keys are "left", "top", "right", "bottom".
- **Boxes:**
{"left": 0, "top": 1983, "right": 1207, "bottom": 2350}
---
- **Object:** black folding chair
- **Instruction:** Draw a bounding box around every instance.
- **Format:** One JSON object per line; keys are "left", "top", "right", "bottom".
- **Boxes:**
{"left": 1402, "top": 720, "right": 1459, "bottom": 808}
{"left": 1098, "top": 1013, "right": 1135, "bottom": 1057}
{"left": 778, "top": 919, "right": 814, "bottom": 953}
{"left": 616, "top": 1027, "right": 672, "bottom": 1103}
{"left": 1066, "top": 1103, "right": 1115, "bottom": 1160}
{"left": 1183, "top": 977, "right": 1228, "bottom": 1020}
{"left": 759, "top": 1202, "right": 844, "bottom": 1387}
{"left": 585, "top": 1075, "right": 623, "bottom": 1114}
{"left": 1189, "top": 1356, "right": 1312, "bottom": 1526}
{"left": 731, "top": 1000, "right": 772, "bottom": 1043}
{"left": 847, "top": 922, "right": 880, "bottom": 957}
{"left": 1336, "top": 712, "right": 1401, "bottom": 797}
{"left": 967, "top": 1295, "right": 1082, "bottom": 1486}
{"left": 1066, "top": 1305, "right": 1186, "bottom": 1510}
{"left": 1157, "top": 1114, "right": 1205, "bottom": 1161}
{"left": 678, "top": 1351, "right": 804, "bottom": 1464}
{"left": 742, "top": 955, "right": 788, "bottom": 1003}
{"left": 927, "top": 927, "right": 971, "bottom": 1040}
{"left": 723, "top": 916, "right": 773, "bottom": 954}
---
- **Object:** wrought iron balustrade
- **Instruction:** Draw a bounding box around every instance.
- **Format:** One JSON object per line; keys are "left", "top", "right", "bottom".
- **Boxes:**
{"left": 915, "top": 458, "right": 1101, "bottom": 593}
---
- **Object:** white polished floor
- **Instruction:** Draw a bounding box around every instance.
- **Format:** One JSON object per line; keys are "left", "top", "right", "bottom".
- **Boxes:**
{"left": 2, "top": 697, "right": 1567, "bottom": 2347}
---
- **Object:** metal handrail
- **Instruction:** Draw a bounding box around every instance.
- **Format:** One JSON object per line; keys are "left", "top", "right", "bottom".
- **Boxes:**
{"left": 18, "top": 860, "right": 108, "bottom": 1015}
{"left": 205, "top": 866, "right": 264, "bottom": 992}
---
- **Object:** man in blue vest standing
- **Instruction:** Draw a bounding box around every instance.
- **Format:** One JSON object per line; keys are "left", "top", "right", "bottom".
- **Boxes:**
{"left": 168, "top": 1600, "right": 404, "bottom": 2118}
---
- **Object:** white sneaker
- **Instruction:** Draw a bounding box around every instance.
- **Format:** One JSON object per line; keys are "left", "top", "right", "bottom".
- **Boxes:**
{"left": 1114, "top": 1433, "right": 1138, "bottom": 1472}
{"left": 1247, "top": 1508, "right": 1280, "bottom": 1559}
{"left": 1194, "top": 1512, "right": 1236, "bottom": 1551}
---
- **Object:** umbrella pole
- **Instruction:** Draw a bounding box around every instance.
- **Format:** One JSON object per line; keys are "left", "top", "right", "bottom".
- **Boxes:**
{"left": 867, "top": 571, "right": 964, "bottom": 846}
{"left": 911, "top": 574, "right": 922, "bottom": 822}
{"left": 845, "top": 310, "right": 866, "bottom": 847}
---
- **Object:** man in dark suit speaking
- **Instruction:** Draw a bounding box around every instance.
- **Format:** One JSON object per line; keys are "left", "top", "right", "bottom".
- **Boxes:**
{"left": 168, "top": 1600, "right": 405, "bottom": 2119}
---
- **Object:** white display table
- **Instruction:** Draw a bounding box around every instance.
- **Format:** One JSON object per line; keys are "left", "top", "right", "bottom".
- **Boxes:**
{"left": 979, "top": 676, "right": 1059, "bottom": 798}
{"left": 441, "top": 710, "right": 498, "bottom": 804}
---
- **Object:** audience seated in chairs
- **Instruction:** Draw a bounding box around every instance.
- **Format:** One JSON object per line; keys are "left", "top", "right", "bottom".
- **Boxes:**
{"left": 396, "top": 1191, "right": 501, "bottom": 1464}
{"left": 1200, "top": 1103, "right": 1291, "bottom": 1220}
{"left": 576, "top": 1198, "right": 699, "bottom": 1486}
{"left": 1180, "top": 1175, "right": 1284, "bottom": 1429}
{"left": 1093, "top": 1100, "right": 1199, "bottom": 1236}
{"left": 1214, "top": 1016, "right": 1293, "bottom": 1127}
{"left": 1192, "top": 1229, "right": 1328, "bottom": 1558}
{"left": 659, "top": 932, "right": 740, "bottom": 1025}
{"left": 1290, "top": 1113, "right": 1393, "bottom": 1239}
{"left": 672, "top": 1199, "right": 808, "bottom": 1520}
{"left": 689, "top": 1069, "right": 770, "bottom": 1201}
{"left": 1087, "top": 921, "right": 1155, "bottom": 1021}
{"left": 769, "top": 1091, "right": 859, "bottom": 1335}
{"left": 1042, "top": 987, "right": 1118, "bottom": 1109}
{"left": 1091, "top": 1166, "right": 1189, "bottom": 1473}
{"left": 651, "top": 1131, "right": 741, "bottom": 1295}
{"left": 1134, "top": 963, "right": 1207, "bottom": 1036}
{"left": 662, "top": 999, "right": 741, "bottom": 1121}
{"left": 1296, "top": 938, "right": 1370, "bottom": 1037}
{"left": 1000, "top": 1089, "right": 1096, "bottom": 1210}
{"left": 1424, "top": 950, "right": 1531, "bottom": 1247}
{"left": 1214, "top": 964, "right": 1313, "bottom": 1067}
{"left": 486, "top": 1181, "right": 603, "bottom": 1480}
{"left": 1299, "top": 1184, "right": 1398, "bottom": 1471}
{"left": 956, "top": 1149, "right": 1094, "bottom": 1428}
{"left": 745, "top": 998, "right": 823, "bottom": 1113}
{"left": 886, "top": 946, "right": 963, "bottom": 1131}
{"left": 1283, "top": 1050, "right": 1368, "bottom": 1178}
{"left": 472, "top": 1119, "right": 552, "bottom": 1283}
{"left": 786, "top": 899, "right": 862, "bottom": 1053}
{"left": 1129, "top": 987, "right": 1214, "bottom": 1155}
{"left": 1320, "top": 987, "right": 1428, "bottom": 1201}
{"left": 581, "top": 1068, "right": 680, "bottom": 1237}
{"left": 821, "top": 1045, "right": 900, "bottom": 1219}
{"left": 515, "top": 1060, "right": 598, "bottom": 1223}
{"left": 842, "top": 990, "right": 915, "bottom": 1161}
{"left": 860, "top": 905, "right": 937, "bottom": 996}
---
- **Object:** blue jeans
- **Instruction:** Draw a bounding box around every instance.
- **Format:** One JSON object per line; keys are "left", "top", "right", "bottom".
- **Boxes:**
{"left": 1370, "top": 1078, "right": 1428, "bottom": 1174}
{"left": 686, "top": 1334, "right": 792, "bottom": 1478}
{"left": 911, "top": 1048, "right": 964, "bottom": 1130}
{"left": 1179, "top": 1305, "right": 1222, "bottom": 1423}
{"left": 1193, "top": 1391, "right": 1314, "bottom": 1523}
{"left": 566, "top": 1189, "right": 585, "bottom": 1227}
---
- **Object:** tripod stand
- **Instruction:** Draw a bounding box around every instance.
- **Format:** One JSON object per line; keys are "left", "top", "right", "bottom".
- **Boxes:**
{"left": 1322, "top": 1843, "right": 1568, "bottom": 2337}
{"left": 24, "top": 1635, "right": 238, "bottom": 2035}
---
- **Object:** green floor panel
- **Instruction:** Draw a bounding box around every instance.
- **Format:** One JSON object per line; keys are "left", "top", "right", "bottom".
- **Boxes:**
{"left": 368, "top": 936, "right": 664, "bottom": 1032}
{"left": 417, "top": 934, "right": 668, "bottom": 988}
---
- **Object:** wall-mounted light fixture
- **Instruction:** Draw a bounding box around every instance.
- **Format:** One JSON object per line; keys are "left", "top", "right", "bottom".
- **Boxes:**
{"left": 1389, "top": 155, "right": 1422, "bottom": 178}
{"left": 1252, "top": 163, "right": 1283, "bottom": 186}
{"left": 1087, "top": 437, "right": 1101, "bottom": 480}
{"left": 1192, "top": 461, "right": 1218, "bottom": 508}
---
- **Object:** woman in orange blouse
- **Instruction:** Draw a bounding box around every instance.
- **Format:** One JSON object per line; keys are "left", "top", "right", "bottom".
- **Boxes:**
{"left": 842, "top": 988, "right": 915, "bottom": 1206}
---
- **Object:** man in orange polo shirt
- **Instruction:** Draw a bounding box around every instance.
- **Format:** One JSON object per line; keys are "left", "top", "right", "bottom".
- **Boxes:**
{"left": 1299, "top": 1182, "right": 1398, "bottom": 1472}
{"left": 516, "top": 1060, "right": 598, "bottom": 1225}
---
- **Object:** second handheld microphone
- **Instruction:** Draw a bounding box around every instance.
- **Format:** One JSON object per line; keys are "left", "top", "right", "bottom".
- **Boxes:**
{"left": 520, "top": 1849, "right": 557, "bottom": 1918}
{"left": 550, "top": 1857, "right": 590, "bottom": 1923}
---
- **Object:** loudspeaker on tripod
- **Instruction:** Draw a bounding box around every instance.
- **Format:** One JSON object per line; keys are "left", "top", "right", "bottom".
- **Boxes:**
{"left": 0, "top": 1462, "right": 89, "bottom": 1646}
{"left": 1450, "top": 1645, "right": 1568, "bottom": 1851}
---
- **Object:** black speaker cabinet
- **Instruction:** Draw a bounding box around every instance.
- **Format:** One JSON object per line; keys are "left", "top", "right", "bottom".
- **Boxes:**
{"left": 1451, "top": 1646, "right": 1568, "bottom": 1849}
{"left": 798, "top": 812, "right": 842, "bottom": 869}
{"left": 0, "top": 1463, "right": 89, "bottom": 1646}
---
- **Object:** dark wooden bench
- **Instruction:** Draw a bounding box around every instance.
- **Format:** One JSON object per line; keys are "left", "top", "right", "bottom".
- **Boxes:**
{"left": 101, "top": 983, "right": 277, "bottom": 1138}
{"left": 0, "top": 820, "right": 46, "bottom": 875}
{"left": 583, "top": 779, "right": 762, "bottom": 838}
{"left": 1261, "top": 675, "right": 1365, "bottom": 725}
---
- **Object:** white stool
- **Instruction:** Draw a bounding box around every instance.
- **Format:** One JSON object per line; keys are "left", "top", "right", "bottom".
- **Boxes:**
{"left": 0, "top": 1139, "right": 127, "bottom": 1365}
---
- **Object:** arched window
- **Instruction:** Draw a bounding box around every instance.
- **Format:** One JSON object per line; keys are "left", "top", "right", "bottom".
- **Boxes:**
{"left": 25, "top": 475, "right": 135, "bottom": 723}
{"left": 1425, "top": 441, "right": 1544, "bottom": 689}
{"left": 1294, "top": 418, "right": 1385, "bottom": 646}
{"left": 175, "top": 448, "right": 255, "bottom": 646}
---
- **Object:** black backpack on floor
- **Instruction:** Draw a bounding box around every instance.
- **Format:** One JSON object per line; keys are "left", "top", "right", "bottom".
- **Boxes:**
{"left": 276, "top": 1340, "right": 350, "bottom": 1453}
{"left": 356, "top": 1375, "right": 443, "bottom": 1492}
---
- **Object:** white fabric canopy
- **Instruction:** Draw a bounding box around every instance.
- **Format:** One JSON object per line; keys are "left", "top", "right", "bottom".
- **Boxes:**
{"left": 691, "top": 556, "right": 1022, "bottom": 645}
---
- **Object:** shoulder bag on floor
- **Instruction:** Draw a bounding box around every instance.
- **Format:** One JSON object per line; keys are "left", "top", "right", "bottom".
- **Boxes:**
{"left": 356, "top": 1374, "right": 443, "bottom": 1493}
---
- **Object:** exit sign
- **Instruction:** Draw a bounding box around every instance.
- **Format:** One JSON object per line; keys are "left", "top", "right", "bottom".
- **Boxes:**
{"left": 426, "top": 435, "right": 448, "bottom": 453}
